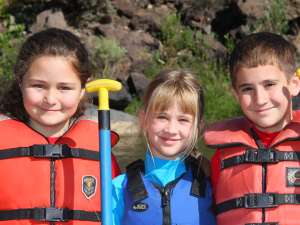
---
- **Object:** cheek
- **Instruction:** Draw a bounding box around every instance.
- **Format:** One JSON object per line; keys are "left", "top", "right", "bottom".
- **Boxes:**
{"left": 238, "top": 95, "right": 251, "bottom": 108}
{"left": 22, "top": 89, "right": 43, "bottom": 106}
{"left": 181, "top": 123, "right": 193, "bottom": 137}
{"left": 60, "top": 93, "right": 83, "bottom": 108}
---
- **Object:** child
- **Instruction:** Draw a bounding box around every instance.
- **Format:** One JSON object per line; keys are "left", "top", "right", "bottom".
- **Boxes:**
{"left": 205, "top": 32, "right": 300, "bottom": 225}
{"left": 0, "top": 28, "right": 120, "bottom": 224}
{"left": 112, "top": 70, "right": 216, "bottom": 225}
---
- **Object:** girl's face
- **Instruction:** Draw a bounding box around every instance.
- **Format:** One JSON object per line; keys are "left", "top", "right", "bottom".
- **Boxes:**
{"left": 21, "top": 56, "right": 85, "bottom": 137}
{"left": 142, "top": 101, "right": 194, "bottom": 159}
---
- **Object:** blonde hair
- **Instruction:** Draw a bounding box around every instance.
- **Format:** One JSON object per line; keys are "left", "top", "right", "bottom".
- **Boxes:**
{"left": 230, "top": 32, "right": 296, "bottom": 88}
{"left": 142, "top": 70, "right": 204, "bottom": 157}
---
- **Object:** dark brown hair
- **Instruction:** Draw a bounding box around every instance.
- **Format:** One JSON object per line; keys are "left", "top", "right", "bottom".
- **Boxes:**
{"left": 0, "top": 28, "right": 92, "bottom": 121}
{"left": 229, "top": 32, "right": 296, "bottom": 88}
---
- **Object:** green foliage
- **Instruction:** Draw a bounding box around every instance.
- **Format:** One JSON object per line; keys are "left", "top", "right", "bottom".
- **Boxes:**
{"left": 137, "top": 13, "right": 241, "bottom": 122}
{"left": 92, "top": 37, "right": 126, "bottom": 77}
{"left": 252, "top": 0, "right": 288, "bottom": 34}
{"left": 0, "top": 7, "right": 25, "bottom": 96}
{"left": 124, "top": 96, "right": 142, "bottom": 116}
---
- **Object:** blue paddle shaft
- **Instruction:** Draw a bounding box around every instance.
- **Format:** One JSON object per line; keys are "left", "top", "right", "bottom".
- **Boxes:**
{"left": 100, "top": 129, "right": 112, "bottom": 225}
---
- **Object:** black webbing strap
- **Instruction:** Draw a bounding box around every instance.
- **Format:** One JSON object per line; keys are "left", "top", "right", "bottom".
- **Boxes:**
{"left": 126, "top": 159, "right": 148, "bottom": 202}
{"left": 216, "top": 193, "right": 300, "bottom": 215}
{"left": 0, "top": 208, "right": 101, "bottom": 222}
{"left": 0, "top": 144, "right": 99, "bottom": 161}
{"left": 186, "top": 156, "right": 207, "bottom": 197}
{"left": 221, "top": 148, "right": 300, "bottom": 169}
{"left": 245, "top": 223, "right": 278, "bottom": 225}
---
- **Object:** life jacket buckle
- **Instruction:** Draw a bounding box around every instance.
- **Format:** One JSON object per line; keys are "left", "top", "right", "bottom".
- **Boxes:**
{"left": 244, "top": 193, "right": 278, "bottom": 208}
{"left": 31, "top": 144, "right": 70, "bottom": 158}
{"left": 244, "top": 149, "right": 279, "bottom": 163}
{"left": 33, "top": 207, "right": 68, "bottom": 222}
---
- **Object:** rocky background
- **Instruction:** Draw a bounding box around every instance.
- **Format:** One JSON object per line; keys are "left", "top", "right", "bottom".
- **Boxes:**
{"left": 2, "top": 0, "right": 300, "bottom": 169}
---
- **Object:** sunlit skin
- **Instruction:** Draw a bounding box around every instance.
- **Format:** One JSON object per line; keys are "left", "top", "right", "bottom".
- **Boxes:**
{"left": 140, "top": 102, "right": 194, "bottom": 160}
{"left": 233, "top": 65, "right": 300, "bottom": 133}
{"left": 21, "top": 56, "right": 85, "bottom": 137}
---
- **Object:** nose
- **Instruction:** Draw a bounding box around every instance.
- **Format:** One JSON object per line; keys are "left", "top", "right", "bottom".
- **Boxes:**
{"left": 255, "top": 87, "right": 268, "bottom": 106}
{"left": 43, "top": 89, "right": 58, "bottom": 105}
{"left": 164, "top": 119, "right": 178, "bottom": 134}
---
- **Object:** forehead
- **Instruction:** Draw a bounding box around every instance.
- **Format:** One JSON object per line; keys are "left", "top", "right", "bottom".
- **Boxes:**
{"left": 235, "top": 65, "right": 288, "bottom": 86}
{"left": 25, "top": 56, "right": 80, "bottom": 82}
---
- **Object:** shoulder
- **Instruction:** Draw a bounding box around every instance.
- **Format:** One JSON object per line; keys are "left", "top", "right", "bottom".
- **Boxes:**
{"left": 79, "top": 107, "right": 98, "bottom": 123}
{"left": 0, "top": 113, "right": 13, "bottom": 122}
{"left": 205, "top": 116, "right": 249, "bottom": 133}
{"left": 204, "top": 116, "right": 256, "bottom": 147}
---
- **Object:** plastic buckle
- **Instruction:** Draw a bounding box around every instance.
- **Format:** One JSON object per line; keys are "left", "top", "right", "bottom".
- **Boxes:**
{"left": 244, "top": 193, "right": 277, "bottom": 208}
{"left": 33, "top": 207, "right": 68, "bottom": 222}
{"left": 45, "top": 207, "right": 67, "bottom": 222}
{"left": 31, "top": 144, "right": 69, "bottom": 158}
{"left": 244, "top": 149, "right": 278, "bottom": 163}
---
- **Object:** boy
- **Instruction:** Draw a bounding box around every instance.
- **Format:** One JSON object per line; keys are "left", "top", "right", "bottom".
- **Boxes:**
{"left": 205, "top": 32, "right": 300, "bottom": 225}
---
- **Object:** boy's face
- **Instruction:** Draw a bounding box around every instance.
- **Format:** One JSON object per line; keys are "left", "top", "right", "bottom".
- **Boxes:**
{"left": 233, "top": 64, "right": 300, "bottom": 133}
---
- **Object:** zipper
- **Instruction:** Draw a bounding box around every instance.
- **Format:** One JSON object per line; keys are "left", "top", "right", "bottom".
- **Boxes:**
{"left": 154, "top": 176, "right": 183, "bottom": 225}
{"left": 161, "top": 186, "right": 171, "bottom": 225}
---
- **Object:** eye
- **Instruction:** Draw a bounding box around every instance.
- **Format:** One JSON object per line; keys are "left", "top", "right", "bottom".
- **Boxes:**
{"left": 30, "top": 83, "right": 45, "bottom": 89}
{"left": 179, "top": 117, "right": 193, "bottom": 124}
{"left": 58, "top": 86, "right": 73, "bottom": 90}
{"left": 240, "top": 86, "right": 253, "bottom": 93}
{"left": 156, "top": 114, "right": 167, "bottom": 120}
{"left": 264, "top": 81, "right": 276, "bottom": 88}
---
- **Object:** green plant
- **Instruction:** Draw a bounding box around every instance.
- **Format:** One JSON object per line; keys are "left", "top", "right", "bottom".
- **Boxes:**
{"left": 0, "top": 6, "right": 25, "bottom": 96}
{"left": 124, "top": 96, "right": 142, "bottom": 116}
{"left": 128, "top": 13, "right": 241, "bottom": 123}
{"left": 92, "top": 37, "right": 126, "bottom": 77}
{"left": 252, "top": 0, "right": 288, "bottom": 34}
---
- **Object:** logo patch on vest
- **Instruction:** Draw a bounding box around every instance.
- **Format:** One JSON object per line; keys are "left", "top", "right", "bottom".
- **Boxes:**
{"left": 132, "top": 202, "right": 148, "bottom": 212}
{"left": 287, "top": 168, "right": 300, "bottom": 187}
{"left": 82, "top": 175, "right": 97, "bottom": 199}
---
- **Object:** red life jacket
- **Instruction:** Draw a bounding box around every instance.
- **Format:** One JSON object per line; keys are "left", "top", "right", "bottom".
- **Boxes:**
{"left": 205, "top": 111, "right": 300, "bottom": 225}
{"left": 0, "top": 114, "right": 120, "bottom": 225}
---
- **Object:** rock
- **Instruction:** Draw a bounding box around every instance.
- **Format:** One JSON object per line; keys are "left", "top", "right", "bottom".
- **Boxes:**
{"left": 111, "top": 109, "right": 140, "bottom": 136}
{"left": 30, "top": 9, "right": 70, "bottom": 33}
{"left": 237, "top": 0, "right": 269, "bottom": 19}
{"left": 84, "top": 106, "right": 140, "bottom": 136}
{"left": 127, "top": 72, "right": 150, "bottom": 98}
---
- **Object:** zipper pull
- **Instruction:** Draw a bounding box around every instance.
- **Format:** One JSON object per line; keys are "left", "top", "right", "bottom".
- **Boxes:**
{"left": 162, "top": 188, "right": 170, "bottom": 207}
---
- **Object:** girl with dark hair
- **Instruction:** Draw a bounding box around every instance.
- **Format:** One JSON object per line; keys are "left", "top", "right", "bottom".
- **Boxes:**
{"left": 0, "top": 28, "right": 120, "bottom": 224}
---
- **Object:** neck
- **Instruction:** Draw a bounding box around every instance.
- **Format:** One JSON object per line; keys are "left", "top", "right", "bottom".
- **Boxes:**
{"left": 29, "top": 120, "right": 70, "bottom": 137}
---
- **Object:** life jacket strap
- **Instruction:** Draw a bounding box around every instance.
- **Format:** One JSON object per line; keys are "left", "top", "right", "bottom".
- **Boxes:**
{"left": 0, "top": 144, "right": 99, "bottom": 161}
{"left": 216, "top": 193, "right": 300, "bottom": 215}
{"left": 221, "top": 148, "right": 300, "bottom": 169}
{"left": 185, "top": 156, "right": 207, "bottom": 197}
{"left": 245, "top": 223, "right": 278, "bottom": 225}
{"left": 126, "top": 156, "right": 208, "bottom": 203}
{"left": 0, "top": 207, "right": 101, "bottom": 222}
{"left": 126, "top": 159, "right": 148, "bottom": 202}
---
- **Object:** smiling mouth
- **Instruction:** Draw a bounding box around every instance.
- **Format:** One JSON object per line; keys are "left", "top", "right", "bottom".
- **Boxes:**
{"left": 255, "top": 107, "right": 273, "bottom": 113}
{"left": 160, "top": 137, "right": 180, "bottom": 142}
{"left": 41, "top": 109, "right": 61, "bottom": 112}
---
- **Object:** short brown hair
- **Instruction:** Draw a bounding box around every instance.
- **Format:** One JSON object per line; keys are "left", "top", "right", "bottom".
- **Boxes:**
{"left": 229, "top": 32, "right": 296, "bottom": 88}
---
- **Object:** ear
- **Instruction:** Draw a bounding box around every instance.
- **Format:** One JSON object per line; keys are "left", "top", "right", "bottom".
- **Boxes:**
{"left": 231, "top": 86, "right": 239, "bottom": 102}
{"left": 289, "top": 73, "right": 300, "bottom": 97}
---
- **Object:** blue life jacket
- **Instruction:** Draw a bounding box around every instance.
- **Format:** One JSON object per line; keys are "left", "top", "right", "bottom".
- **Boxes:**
{"left": 122, "top": 157, "right": 216, "bottom": 225}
